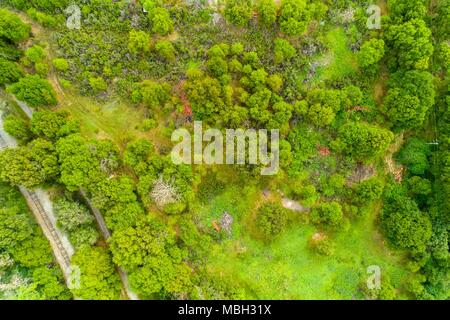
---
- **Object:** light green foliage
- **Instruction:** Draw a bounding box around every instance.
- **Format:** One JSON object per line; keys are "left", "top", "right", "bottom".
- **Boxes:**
{"left": 279, "top": 0, "right": 310, "bottom": 36}
{"left": 133, "top": 80, "right": 171, "bottom": 110}
{"left": 25, "top": 45, "right": 45, "bottom": 64}
{"left": 56, "top": 134, "right": 119, "bottom": 191}
{"left": 88, "top": 76, "right": 107, "bottom": 94}
{"left": 151, "top": 7, "right": 174, "bottom": 35}
{"left": 8, "top": 75, "right": 57, "bottom": 107}
{"left": 0, "top": 9, "right": 31, "bottom": 43}
{"left": 128, "top": 29, "right": 151, "bottom": 55}
{"left": 274, "top": 38, "right": 296, "bottom": 64}
{"left": 35, "top": 62, "right": 49, "bottom": 77}
{"left": 155, "top": 40, "right": 175, "bottom": 61}
{"left": 0, "top": 58, "right": 24, "bottom": 85}
{"left": 0, "top": 138, "right": 59, "bottom": 188}
{"left": 52, "top": 58, "right": 69, "bottom": 71}
{"left": 54, "top": 197, "right": 98, "bottom": 248}
{"left": 385, "top": 18, "right": 433, "bottom": 70}
{"left": 358, "top": 39, "right": 385, "bottom": 68}
{"left": 355, "top": 178, "right": 384, "bottom": 205}
{"left": 224, "top": 0, "right": 253, "bottom": 27}
{"left": 31, "top": 110, "right": 79, "bottom": 140}
{"left": 109, "top": 217, "right": 192, "bottom": 297}
{"left": 3, "top": 115, "right": 31, "bottom": 141}
{"left": 256, "top": 0, "right": 278, "bottom": 26}
{"left": 71, "top": 246, "right": 121, "bottom": 300}
{"left": 0, "top": 183, "right": 69, "bottom": 300}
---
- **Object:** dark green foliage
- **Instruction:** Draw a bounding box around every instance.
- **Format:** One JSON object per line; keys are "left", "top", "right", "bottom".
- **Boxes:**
{"left": 381, "top": 185, "right": 432, "bottom": 253}
{"left": 395, "top": 138, "right": 431, "bottom": 175}
{"left": 384, "top": 71, "right": 435, "bottom": 129}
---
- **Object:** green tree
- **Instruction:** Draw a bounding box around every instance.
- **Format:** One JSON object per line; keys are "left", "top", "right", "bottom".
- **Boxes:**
{"left": 8, "top": 75, "right": 57, "bottom": 107}
{"left": 383, "top": 71, "right": 435, "bottom": 129}
{"left": 224, "top": 0, "right": 253, "bottom": 27}
{"left": 355, "top": 177, "right": 384, "bottom": 204}
{"left": 0, "top": 58, "right": 23, "bottom": 85}
{"left": 151, "top": 7, "right": 174, "bottom": 35}
{"left": 0, "top": 9, "right": 31, "bottom": 43}
{"left": 337, "top": 122, "right": 394, "bottom": 162}
{"left": 3, "top": 115, "right": 30, "bottom": 141}
{"left": 311, "top": 202, "right": 343, "bottom": 229}
{"left": 128, "top": 29, "right": 151, "bottom": 55}
{"left": 357, "top": 38, "right": 385, "bottom": 68}
{"left": 274, "top": 38, "right": 296, "bottom": 64}
{"left": 382, "top": 185, "right": 432, "bottom": 253}
{"left": 71, "top": 246, "right": 121, "bottom": 300}
{"left": 256, "top": 0, "right": 278, "bottom": 26}
{"left": 0, "top": 138, "right": 59, "bottom": 188}
{"left": 256, "top": 203, "right": 289, "bottom": 239}
{"left": 134, "top": 80, "right": 171, "bottom": 110}
{"left": 109, "top": 217, "right": 192, "bottom": 297}
{"left": 395, "top": 137, "right": 430, "bottom": 175}
{"left": 25, "top": 45, "right": 45, "bottom": 64}
{"left": 155, "top": 40, "right": 175, "bottom": 61}
{"left": 279, "top": 0, "right": 311, "bottom": 36}
{"left": 385, "top": 18, "right": 433, "bottom": 70}
{"left": 52, "top": 58, "right": 69, "bottom": 71}
{"left": 31, "top": 110, "right": 79, "bottom": 140}
{"left": 88, "top": 76, "right": 107, "bottom": 94}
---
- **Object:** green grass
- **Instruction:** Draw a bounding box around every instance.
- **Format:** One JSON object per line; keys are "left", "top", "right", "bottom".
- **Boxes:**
{"left": 57, "top": 90, "right": 146, "bottom": 150}
{"left": 313, "top": 27, "right": 358, "bottom": 84}
{"left": 199, "top": 186, "right": 410, "bottom": 300}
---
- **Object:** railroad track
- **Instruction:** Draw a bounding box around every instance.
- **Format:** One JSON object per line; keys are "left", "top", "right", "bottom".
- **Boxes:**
{"left": 1, "top": 110, "right": 73, "bottom": 280}
{"left": 21, "top": 188, "right": 72, "bottom": 271}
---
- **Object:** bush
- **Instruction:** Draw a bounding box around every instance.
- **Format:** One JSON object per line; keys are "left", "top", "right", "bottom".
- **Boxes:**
{"left": 256, "top": 203, "right": 289, "bottom": 239}
{"left": 8, "top": 75, "right": 57, "bottom": 107}
{"left": 0, "top": 58, "right": 24, "bottom": 85}
{"left": 311, "top": 202, "right": 343, "bottom": 229}
{"left": 52, "top": 58, "right": 69, "bottom": 71}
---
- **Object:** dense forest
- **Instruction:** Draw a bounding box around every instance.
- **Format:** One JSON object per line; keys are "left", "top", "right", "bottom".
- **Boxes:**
{"left": 0, "top": 0, "right": 448, "bottom": 300}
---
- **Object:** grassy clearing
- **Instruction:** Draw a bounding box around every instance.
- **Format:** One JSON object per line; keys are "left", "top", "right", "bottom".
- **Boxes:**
{"left": 313, "top": 27, "right": 358, "bottom": 84}
{"left": 200, "top": 186, "right": 410, "bottom": 300}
